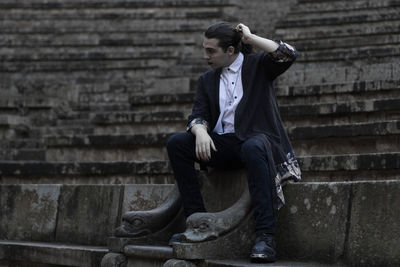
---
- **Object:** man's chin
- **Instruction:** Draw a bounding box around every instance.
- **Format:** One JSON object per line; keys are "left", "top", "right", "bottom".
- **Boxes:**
{"left": 208, "top": 63, "right": 218, "bottom": 69}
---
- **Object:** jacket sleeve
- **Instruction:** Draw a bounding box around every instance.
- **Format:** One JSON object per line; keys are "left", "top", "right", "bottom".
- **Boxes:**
{"left": 187, "top": 75, "right": 211, "bottom": 132}
{"left": 261, "top": 40, "right": 298, "bottom": 80}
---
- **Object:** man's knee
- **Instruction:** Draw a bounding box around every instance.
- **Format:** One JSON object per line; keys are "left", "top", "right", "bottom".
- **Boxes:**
{"left": 166, "top": 132, "right": 193, "bottom": 153}
{"left": 240, "top": 138, "right": 266, "bottom": 161}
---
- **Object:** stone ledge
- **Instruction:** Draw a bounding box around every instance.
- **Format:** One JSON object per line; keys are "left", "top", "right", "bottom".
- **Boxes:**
{"left": 124, "top": 245, "right": 173, "bottom": 259}
{"left": 277, "top": 80, "right": 399, "bottom": 97}
{"left": 297, "top": 46, "right": 400, "bottom": 62}
{"left": 127, "top": 81, "right": 399, "bottom": 104}
{"left": 0, "top": 160, "right": 171, "bottom": 176}
{"left": 288, "top": 120, "right": 400, "bottom": 140}
{"left": 0, "top": 0, "right": 236, "bottom": 9}
{"left": 276, "top": 180, "right": 400, "bottom": 266}
{"left": 44, "top": 120, "right": 399, "bottom": 150}
{"left": 298, "top": 152, "right": 400, "bottom": 171}
{"left": 130, "top": 93, "right": 195, "bottom": 105}
{"left": 291, "top": 0, "right": 400, "bottom": 15}
{"left": 293, "top": 34, "right": 400, "bottom": 52}
{"left": 278, "top": 9, "right": 400, "bottom": 28}
{"left": 90, "top": 111, "right": 186, "bottom": 125}
{"left": 204, "top": 259, "right": 338, "bottom": 266}
{"left": 1, "top": 152, "right": 398, "bottom": 176}
{"left": 2, "top": 7, "right": 224, "bottom": 21}
{"left": 0, "top": 240, "right": 107, "bottom": 267}
{"left": 45, "top": 133, "right": 173, "bottom": 147}
{"left": 276, "top": 22, "right": 400, "bottom": 41}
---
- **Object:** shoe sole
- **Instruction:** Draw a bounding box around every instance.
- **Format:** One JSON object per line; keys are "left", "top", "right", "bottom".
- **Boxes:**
{"left": 250, "top": 253, "right": 276, "bottom": 263}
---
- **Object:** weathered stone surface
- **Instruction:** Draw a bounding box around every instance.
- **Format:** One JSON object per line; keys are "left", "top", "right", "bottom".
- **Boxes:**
{"left": 276, "top": 182, "right": 351, "bottom": 263}
{"left": 0, "top": 185, "right": 60, "bottom": 242}
{"left": 55, "top": 185, "right": 122, "bottom": 246}
{"left": 163, "top": 259, "right": 197, "bottom": 267}
{"left": 0, "top": 240, "right": 107, "bottom": 267}
{"left": 173, "top": 170, "right": 254, "bottom": 260}
{"left": 346, "top": 180, "right": 400, "bottom": 266}
{"left": 0, "top": 161, "right": 172, "bottom": 176}
{"left": 101, "top": 252, "right": 127, "bottom": 267}
{"left": 173, "top": 212, "right": 255, "bottom": 260}
{"left": 299, "top": 152, "right": 400, "bottom": 172}
{"left": 121, "top": 184, "right": 174, "bottom": 214}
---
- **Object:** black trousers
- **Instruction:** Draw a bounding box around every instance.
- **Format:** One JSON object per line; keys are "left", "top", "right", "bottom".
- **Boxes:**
{"left": 166, "top": 131, "right": 276, "bottom": 234}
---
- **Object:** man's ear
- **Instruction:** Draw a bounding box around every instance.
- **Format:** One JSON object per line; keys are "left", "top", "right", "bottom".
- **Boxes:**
{"left": 227, "top": 46, "right": 235, "bottom": 55}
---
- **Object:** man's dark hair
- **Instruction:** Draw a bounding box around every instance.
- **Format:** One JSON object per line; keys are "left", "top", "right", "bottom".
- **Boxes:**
{"left": 205, "top": 22, "right": 253, "bottom": 54}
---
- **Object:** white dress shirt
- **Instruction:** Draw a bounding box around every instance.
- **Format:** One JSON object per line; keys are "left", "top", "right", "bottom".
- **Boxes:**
{"left": 213, "top": 52, "right": 244, "bottom": 134}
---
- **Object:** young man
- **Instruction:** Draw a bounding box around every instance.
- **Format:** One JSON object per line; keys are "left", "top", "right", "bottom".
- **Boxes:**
{"left": 167, "top": 22, "right": 301, "bottom": 263}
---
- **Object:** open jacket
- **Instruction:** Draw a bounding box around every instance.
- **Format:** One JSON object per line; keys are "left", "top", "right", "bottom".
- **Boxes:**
{"left": 188, "top": 41, "right": 302, "bottom": 209}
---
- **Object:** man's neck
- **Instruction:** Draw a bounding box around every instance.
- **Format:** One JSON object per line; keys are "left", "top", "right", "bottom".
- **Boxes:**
{"left": 226, "top": 53, "right": 239, "bottom": 67}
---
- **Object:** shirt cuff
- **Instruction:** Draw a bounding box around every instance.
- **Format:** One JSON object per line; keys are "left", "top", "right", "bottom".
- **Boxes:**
{"left": 267, "top": 40, "right": 297, "bottom": 62}
{"left": 186, "top": 118, "right": 209, "bottom": 132}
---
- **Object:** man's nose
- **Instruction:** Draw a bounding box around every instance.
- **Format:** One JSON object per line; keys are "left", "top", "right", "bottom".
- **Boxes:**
{"left": 203, "top": 52, "right": 209, "bottom": 60}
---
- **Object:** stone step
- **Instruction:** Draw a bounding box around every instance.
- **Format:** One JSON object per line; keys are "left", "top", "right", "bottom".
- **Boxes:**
{"left": 0, "top": 0, "right": 235, "bottom": 9}
{"left": 290, "top": 0, "right": 400, "bottom": 15}
{"left": 275, "top": 20, "right": 400, "bottom": 41}
{"left": 0, "top": 240, "right": 107, "bottom": 267}
{"left": 0, "top": 7, "right": 226, "bottom": 21}
{"left": 280, "top": 98, "right": 400, "bottom": 121}
{"left": 293, "top": 33, "right": 400, "bottom": 52}
{"left": 0, "top": 18, "right": 222, "bottom": 34}
{"left": 290, "top": 121, "right": 400, "bottom": 156}
{"left": 0, "top": 58, "right": 160, "bottom": 72}
{"left": 112, "top": 180, "right": 399, "bottom": 266}
{"left": 1, "top": 152, "right": 398, "bottom": 183}
{"left": 279, "top": 7, "right": 400, "bottom": 28}
{"left": 0, "top": 46, "right": 194, "bottom": 62}
{"left": 297, "top": 45, "right": 400, "bottom": 63}
{"left": 122, "top": 245, "right": 332, "bottom": 266}
{"left": 204, "top": 259, "right": 338, "bottom": 266}
{"left": 89, "top": 110, "right": 188, "bottom": 134}
{"left": 279, "top": 62, "right": 399, "bottom": 86}
{"left": 290, "top": 120, "right": 400, "bottom": 140}
{"left": 91, "top": 111, "right": 187, "bottom": 125}
{"left": 129, "top": 92, "right": 400, "bottom": 124}
{"left": 0, "top": 95, "right": 55, "bottom": 109}
{"left": 0, "top": 32, "right": 198, "bottom": 48}
{"left": 43, "top": 119, "right": 400, "bottom": 161}
{"left": 44, "top": 133, "right": 173, "bottom": 161}
{"left": 0, "top": 160, "right": 173, "bottom": 184}
{"left": 276, "top": 80, "right": 399, "bottom": 99}
{"left": 0, "top": 148, "right": 45, "bottom": 161}
{"left": 128, "top": 80, "right": 399, "bottom": 105}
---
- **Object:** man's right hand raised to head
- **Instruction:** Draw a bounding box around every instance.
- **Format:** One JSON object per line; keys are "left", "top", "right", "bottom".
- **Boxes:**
{"left": 191, "top": 124, "right": 217, "bottom": 162}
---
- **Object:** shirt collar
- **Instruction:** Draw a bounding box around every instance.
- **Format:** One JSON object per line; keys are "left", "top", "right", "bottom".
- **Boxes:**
{"left": 224, "top": 52, "right": 244, "bottom": 73}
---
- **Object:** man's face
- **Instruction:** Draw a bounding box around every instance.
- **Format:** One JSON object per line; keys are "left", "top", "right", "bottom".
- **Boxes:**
{"left": 203, "top": 37, "right": 232, "bottom": 69}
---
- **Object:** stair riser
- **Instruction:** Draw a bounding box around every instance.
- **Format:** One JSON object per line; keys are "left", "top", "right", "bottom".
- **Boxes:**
{"left": 291, "top": 0, "right": 399, "bottom": 15}
{"left": 46, "top": 147, "right": 169, "bottom": 162}
{"left": 292, "top": 135, "right": 400, "bottom": 156}
{"left": 276, "top": 21, "right": 400, "bottom": 40}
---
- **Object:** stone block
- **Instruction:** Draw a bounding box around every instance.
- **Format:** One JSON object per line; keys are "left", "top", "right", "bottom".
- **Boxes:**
{"left": 0, "top": 185, "right": 60, "bottom": 242}
{"left": 55, "top": 185, "right": 122, "bottom": 246}
{"left": 0, "top": 240, "right": 107, "bottom": 267}
{"left": 121, "top": 184, "right": 174, "bottom": 214}
{"left": 346, "top": 180, "right": 400, "bottom": 266}
{"left": 276, "top": 182, "right": 351, "bottom": 263}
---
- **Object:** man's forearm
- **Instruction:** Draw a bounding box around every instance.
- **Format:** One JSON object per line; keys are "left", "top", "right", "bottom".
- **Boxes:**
{"left": 245, "top": 34, "right": 279, "bottom": 53}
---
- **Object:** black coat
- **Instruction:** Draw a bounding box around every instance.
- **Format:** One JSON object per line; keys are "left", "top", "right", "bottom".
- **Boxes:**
{"left": 188, "top": 43, "right": 302, "bottom": 209}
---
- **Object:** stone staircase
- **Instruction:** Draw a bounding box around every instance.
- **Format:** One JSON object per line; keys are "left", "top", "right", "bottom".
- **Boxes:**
{"left": 1, "top": 0, "right": 400, "bottom": 266}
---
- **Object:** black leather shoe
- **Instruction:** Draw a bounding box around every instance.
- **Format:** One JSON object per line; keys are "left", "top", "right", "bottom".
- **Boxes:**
{"left": 168, "top": 232, "right": 185, "bottom": 245}
{"left": 250, "top": 233, "right": 276, "bottom": 263}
